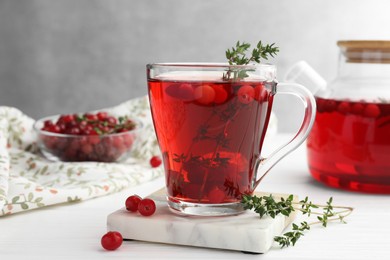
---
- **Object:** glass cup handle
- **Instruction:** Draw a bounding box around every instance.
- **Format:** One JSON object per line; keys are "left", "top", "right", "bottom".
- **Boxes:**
{"left": 254, "top": 82, "right": 316, "bottom": 189}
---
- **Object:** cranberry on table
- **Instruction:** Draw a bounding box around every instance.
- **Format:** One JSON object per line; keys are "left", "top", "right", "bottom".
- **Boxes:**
{"left": 138, "top": 198, "right": 156, "bottom": 216}
{"left": 125, "top": 195, "right": 142, "bottom": 212}
{"left": 101, "top": 231, "right": 123, "bottom": 251}
{"left": 150, "top": 156, "right": 162, "bottom": 168}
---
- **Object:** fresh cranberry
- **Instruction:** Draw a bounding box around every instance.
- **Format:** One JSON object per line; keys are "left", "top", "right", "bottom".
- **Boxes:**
{"left": 101, "top": 231, "right": 123, "bottom": 251}
{"left": 105, "top": 116, "right": 117, "bottom": 125}
{"left": 88, "top": 135, "right": 100, "bottom": 145}
{"left": 194, "top": 85, "right": 216, "bottom": 105}
{"left": 97, "top": 111, "right": 108, "bottom": 121}
{"left": 81, "top": 143, "right": 93, "bottom": 154}
{"left": 85, "top": 113, "right": 98, "bottom": 121}
{"left": 58, "top": 123, "right": 67, "bottom": 132}
{"left": 178, "top": 84, "right": 195, "bottom": 101}
{"left": 237, "top": 85, "right": 255, "bottom": 104}
{"left": 47, "top": 125, "right": 61, "bottom": 133}
{"left": 99, "top": 125, "right": 110, "bottom": 134}
{"left": 43, "top": 120, "right": 54, "bottom": 128}
{"left": 122, "top": 134, "right": 134, "bottom": 147}
{"left": 58, "top": 114, "right": 75, "bottom": 124}
{"left": 79, "top": 136, "right": 88, "bottom": 145}
{"left": 150, "top": 156, "right": 162, "bottom": 168}
{"left": 111, "top": 136, "right": 123, "bottom": 148}
{"left": 164, "top": 83, "right": 193, "bottom": 101}
{"left": 138, "top": 198, "right": 156, "bottom": 216}
{"left": 79, "top": 120, "right": 88, "bottom": 127}
{"left": 125, "top": 195, "right": 142, "bottom": 212}
{"left": 68, "top": 127, "right": 81, "bottom": 135}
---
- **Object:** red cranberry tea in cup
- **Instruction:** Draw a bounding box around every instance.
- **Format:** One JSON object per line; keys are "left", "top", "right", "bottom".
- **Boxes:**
{"left": 147, "top": 63, "right": 316, "bottom": 216}
{"left": 148, "top": 79, "right": 273, "bottom": 204}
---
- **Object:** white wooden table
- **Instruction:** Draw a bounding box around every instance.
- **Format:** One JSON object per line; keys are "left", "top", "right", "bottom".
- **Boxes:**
{"left": 1, "top": 134, "right": 389, "bottom": 259}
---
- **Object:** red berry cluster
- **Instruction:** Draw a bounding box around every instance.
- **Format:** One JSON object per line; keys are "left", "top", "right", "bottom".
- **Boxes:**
{"left": 317, "top": 98, "right": 381, "bottom": 118}
{"left": 100, "top": 195, "right": 157, "bottom": 251}
{"left": 125, "top": 195, "right": 156, "bottom": 217}
{"left": 42, "top": 112, "right": 135, "bottom": 135}
{"left": 38, "top": 112, "right": 137, "bottom": 162}
{"left": 164, "top": 82, "right": 268, "bottom": 106}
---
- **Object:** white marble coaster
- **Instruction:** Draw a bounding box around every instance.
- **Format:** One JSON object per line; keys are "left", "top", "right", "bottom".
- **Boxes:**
{"left": 107, "top": 190, "right": 297, "bottom": 254}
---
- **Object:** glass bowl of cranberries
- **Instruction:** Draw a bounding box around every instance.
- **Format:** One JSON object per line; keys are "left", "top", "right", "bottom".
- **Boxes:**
{"left": 34, "top": 111, "right": 142, "bottom": 162}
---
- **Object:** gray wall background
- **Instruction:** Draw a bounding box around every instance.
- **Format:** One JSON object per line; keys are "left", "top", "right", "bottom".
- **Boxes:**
{"left": 1, "top": 0, "right": 390, "bottom": 132}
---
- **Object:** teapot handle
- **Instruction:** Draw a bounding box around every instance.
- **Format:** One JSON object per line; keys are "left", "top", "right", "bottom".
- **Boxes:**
{"left": 254, "top": 82, "right": 316, "bottom": 189}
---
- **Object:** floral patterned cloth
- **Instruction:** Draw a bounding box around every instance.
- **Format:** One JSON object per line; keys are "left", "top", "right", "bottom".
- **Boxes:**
{"left": 0, "top": 96, "right": 162, "bottom": 216}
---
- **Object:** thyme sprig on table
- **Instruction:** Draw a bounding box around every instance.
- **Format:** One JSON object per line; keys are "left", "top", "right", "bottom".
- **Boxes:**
{"left": 223, "top": 41, "right": 279, "bottom": 80}
{"left": 241, "top": 194, "right": 354, "bottom": 248}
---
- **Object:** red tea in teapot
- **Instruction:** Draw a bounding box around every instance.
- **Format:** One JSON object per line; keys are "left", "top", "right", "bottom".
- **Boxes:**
{"left": 307, "top": 97, "right": 390, "bottom": 193}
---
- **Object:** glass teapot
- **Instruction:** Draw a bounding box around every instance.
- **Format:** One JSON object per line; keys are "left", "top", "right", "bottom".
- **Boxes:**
{"left": 286, "top": 40, "right": 390, "bottom": 194}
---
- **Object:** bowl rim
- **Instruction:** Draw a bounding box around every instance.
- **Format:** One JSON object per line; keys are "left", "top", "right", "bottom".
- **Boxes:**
{"left": 33, "top": 114, "right": 144, "bottom": 138}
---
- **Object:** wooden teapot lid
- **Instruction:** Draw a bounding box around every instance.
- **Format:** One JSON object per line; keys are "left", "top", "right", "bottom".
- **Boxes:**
{"left": 337, "top": 40, "right": 390, "bottom": 63}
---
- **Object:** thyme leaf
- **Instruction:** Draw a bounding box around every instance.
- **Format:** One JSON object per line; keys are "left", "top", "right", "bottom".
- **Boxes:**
{"left": 223, "top": 41, "right": 279, "bottom": 80}
{"left": 241, "top": 194, "right": 353, "bottom": 248}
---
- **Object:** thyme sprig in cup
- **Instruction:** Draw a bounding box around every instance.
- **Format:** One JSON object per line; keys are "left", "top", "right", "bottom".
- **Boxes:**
{"left": 223, "top": 41, "right": 279, "bottom": 80}
{"left": 147, "top": 41, "right": 316, "bottom": 216}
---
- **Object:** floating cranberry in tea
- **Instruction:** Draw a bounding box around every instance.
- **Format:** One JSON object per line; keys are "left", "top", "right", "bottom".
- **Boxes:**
{"left": 194, "top": 85, "right": 216, "bottom": 105}
{"left": 212, "top": 85, "right": 228, "bottom": 104}
{"left": 164, "top": 83, "right": 195, "bottom": 101}
{"left": 178, "top": 83, "right": 195, "bottom": 100}
{"left": 363, "top": 104, "right": 380, "bottom": 118}
{"left": 237, "top": 85, "right": 255, "bottom": 104}
{"left": 254, "top": 83, "right": 267, "bottom": 101}
{"left": 337, "top": 101, "right": 350, "bottom": 114}
{"left": 351, "top": 103, "right": 364, "bottom": 115}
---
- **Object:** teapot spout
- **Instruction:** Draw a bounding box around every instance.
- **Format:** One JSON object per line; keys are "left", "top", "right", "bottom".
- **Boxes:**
{"left": 284, "top": 61, "right": 327, "bottom": 95}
